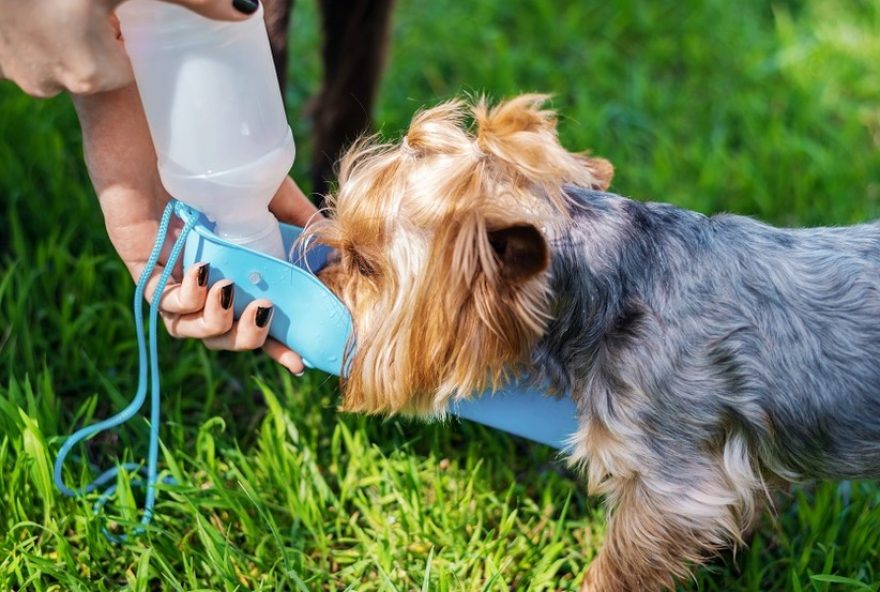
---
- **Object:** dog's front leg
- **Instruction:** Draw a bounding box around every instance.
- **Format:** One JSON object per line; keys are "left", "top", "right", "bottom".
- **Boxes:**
{"left": 580, "top": 456, "right": 759, "bottom": 592}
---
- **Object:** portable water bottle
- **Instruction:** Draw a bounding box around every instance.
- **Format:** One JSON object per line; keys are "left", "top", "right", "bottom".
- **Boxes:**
{"left": 117, "top": 0, "right": 293, "bottom": 259}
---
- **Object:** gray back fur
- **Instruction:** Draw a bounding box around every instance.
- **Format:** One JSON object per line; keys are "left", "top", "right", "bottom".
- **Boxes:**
{"left": 534, "top": 186, "right": 880, "bottom": 480}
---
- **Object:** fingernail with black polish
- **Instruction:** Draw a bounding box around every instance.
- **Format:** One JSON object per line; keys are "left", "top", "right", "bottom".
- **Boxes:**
{"left": 220, "top": 284, "right": 234, "bottom": 310}
{"left": 255, "top": 305, "right": 273, "bottom": 328}
{"left": 232, "top": 0, "right": 259, "bottom": 14}
{"left": 197, "top": 263, "right": 209, "bottom": 287}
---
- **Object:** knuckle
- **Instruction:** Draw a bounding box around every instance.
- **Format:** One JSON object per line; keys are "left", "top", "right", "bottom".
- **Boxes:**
{"left": 19, "top": 78, "right": 59, "bottom": 98}
{"left": 162, "top": 317, "right": 183, "bottom": 339}
{"left": 238, "top": 334, "right": 266, "bottom": 351}
{"left": 66, "top": 65, "right": 103, "bottom": 95}
{"left": 32, "top": 86, "right": 60, "bottom": 99}
{"left": 69, "top": 79, "right": 99, "bottom": 95}
{"left": 202, "top": 339, "right": 223, "bottom": 351}
{"left": 177, "top": 296, "right": 201, "bottom": 315}
{"left": 206, "top": 315, "right": 233, "bottom": 336}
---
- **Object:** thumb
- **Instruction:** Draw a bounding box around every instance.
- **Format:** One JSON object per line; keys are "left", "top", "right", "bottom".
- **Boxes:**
{"left": 270, "top": 177, "right": 322, "bottom": 228}
{"left": 111, "top": 0, "right": 260, "bottom": 21}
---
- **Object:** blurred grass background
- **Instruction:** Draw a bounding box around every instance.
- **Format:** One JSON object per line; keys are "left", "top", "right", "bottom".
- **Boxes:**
{"left": 1, "top": 0, "right": 880, "bottom": 590}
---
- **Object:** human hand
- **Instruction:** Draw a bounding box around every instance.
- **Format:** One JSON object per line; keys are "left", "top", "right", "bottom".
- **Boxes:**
{"left": 75, "top": 82, "right": 318, "bottom": 374}
{"left": 0, "top": 0, "right": 260, "bottom": 98}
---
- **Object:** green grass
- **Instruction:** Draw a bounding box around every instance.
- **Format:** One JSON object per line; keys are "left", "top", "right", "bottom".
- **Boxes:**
{"left": 2, "top": 0, "right": 880, "bottom": 589}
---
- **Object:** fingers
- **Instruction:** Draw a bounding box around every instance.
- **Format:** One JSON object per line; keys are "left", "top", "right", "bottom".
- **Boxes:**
{"left": 269, "top": 177, "right": 321, "bottom": 227}
{"left": 157, "top": 262, "right": 209, "bottom": 314}
{"left": 202, "top": 299, "right": 274, "bottom": 351}
{"left": 140, "top": 248, "right": 202, "bottom": 312}
{"left": 149, "top": 0, "right": 260, "bottom": 21}
{"left": 148, "top": 262, "right": 305, "bottom": 374}
{"left": 161, "top": 279, "right": 235, "bottom": 338}
{"left": 262, "top": 338, "right": 305, "bottom": 376}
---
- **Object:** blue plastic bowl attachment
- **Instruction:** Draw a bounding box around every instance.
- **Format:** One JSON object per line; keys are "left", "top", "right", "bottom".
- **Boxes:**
{"left": 177, "top": 202, "right": 352, "bottom": 375}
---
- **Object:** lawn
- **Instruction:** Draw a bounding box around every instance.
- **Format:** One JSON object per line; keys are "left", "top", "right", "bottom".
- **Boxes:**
{"left": 1, "top": 0, "right": 880, "bottom": 590}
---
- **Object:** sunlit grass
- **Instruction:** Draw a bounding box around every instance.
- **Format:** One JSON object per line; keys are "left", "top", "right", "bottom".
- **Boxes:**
{"left": 1, "top": 0, "right": 879, "bottom": 589}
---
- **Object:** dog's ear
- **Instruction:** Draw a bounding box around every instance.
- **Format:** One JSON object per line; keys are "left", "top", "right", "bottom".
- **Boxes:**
{"left": 450, "top": 215, "right": 549, "bottom": 288}
{"left": 488, "top": 224, "right": 549, "bottom": 283}
{"left": 584, "top": 156, "right": 614, "bottom": 191}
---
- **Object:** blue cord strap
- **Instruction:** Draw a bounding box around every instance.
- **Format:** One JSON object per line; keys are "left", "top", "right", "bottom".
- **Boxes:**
{"left": 53, "top": 200, "right": 195, "bottom": 540}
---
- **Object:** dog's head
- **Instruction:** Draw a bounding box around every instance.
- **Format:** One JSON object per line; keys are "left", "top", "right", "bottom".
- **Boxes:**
{"left": 310, "top": 94, "right": 613, "bottom": 415}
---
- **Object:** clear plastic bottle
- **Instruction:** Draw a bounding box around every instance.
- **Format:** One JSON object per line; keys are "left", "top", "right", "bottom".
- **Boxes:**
{"left": 117, "top": 0, "right": 293, "bottom": 259}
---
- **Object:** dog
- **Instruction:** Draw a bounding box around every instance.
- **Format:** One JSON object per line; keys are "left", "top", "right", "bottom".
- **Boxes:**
{"left": 308, "top": 94, "right": 880, "bottom": 591}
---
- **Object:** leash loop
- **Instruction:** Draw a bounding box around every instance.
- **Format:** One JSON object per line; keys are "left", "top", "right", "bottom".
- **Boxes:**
{"left": 53, "top": 199, "right": 194, "bottom": 541}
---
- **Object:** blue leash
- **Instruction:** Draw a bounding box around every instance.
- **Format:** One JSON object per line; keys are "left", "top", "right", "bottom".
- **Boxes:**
{"left": 53, "top": 200, "right": 195, "bottom": 541}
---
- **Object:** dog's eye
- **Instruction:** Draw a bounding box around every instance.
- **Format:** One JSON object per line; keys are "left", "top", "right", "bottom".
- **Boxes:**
{"left": 356, "top": 256, "right": 376, "bottom": 277}
{"left": 349, "top": 249, "right": 377, "bottom": 277}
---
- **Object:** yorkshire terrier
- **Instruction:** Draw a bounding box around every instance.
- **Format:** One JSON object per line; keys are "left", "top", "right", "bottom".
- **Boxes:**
{"left": 309, "top": 95, "right": 880, "bottom": 591}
